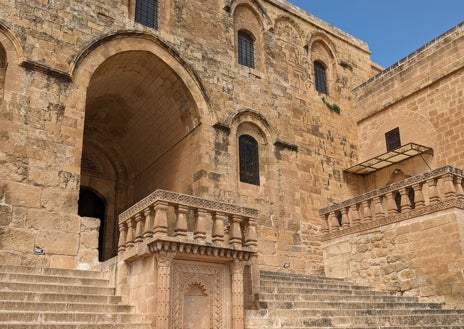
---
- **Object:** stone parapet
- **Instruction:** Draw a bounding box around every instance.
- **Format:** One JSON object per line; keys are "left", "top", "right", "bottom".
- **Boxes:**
{"left": 320, "top": 166, "right": 464, "bottom": 241}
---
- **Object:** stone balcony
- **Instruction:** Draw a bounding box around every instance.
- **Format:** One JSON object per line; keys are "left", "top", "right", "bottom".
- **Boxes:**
{"left": 117, "top": 189, "right": 259, "bottom": 262}
{"left": 320, "top": 166, "right": 464, "bottom": 241}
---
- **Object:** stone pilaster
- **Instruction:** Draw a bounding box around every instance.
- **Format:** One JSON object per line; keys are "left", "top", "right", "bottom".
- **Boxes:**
{"left": 155, "top": 251, "right": 176, "bottom": 329}
{"left": 231, "top": 260, "right": 245, "bottom": 329}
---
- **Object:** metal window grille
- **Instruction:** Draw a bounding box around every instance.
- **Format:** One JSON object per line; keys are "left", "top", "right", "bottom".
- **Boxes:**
{"left": 385, "top": 127, "right": 401, "bottom": 152}
{"left": 135, "top": 0, "right": 158, "bottom": 29}
{"left": 314, "top": 61, "right": 328, "bottom": 94}
{"left": 239, "top": 135, "right": 260, "bottom": 185}
{"left": 238, "top": 31, "right": 255, "bottom": 69}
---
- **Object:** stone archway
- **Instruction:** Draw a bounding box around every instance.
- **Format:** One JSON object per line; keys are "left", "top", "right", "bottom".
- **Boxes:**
{"left": 80, "top": 49, "right": 204, "bottom": 261}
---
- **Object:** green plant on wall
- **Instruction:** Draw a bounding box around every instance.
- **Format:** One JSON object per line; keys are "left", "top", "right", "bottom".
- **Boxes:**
{"left": 322, "top": 97, "right": 341, "bottom": 114}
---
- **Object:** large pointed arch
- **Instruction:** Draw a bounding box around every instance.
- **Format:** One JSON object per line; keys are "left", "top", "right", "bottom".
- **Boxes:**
{"left": 71, "top": 31, "right": 216, "bottom": 126}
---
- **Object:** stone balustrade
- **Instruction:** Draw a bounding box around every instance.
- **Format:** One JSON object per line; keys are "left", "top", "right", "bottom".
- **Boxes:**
{"left": 320, "top": 166, "right": 464, "bottom": 240}
{"left": 118, "top": 189, "right": 259, "bottom": 260}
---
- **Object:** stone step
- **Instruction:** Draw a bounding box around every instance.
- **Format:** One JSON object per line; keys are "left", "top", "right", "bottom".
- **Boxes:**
{"left": 260, "top": 271, "right": 352, "bottom": 284}
{"left": 0, "top": 311, "right": 144, "bottom": 323}
{"left": 275, "top": 314, "right": 464, "bottom": 327}
{"left": 0, "top": 324, "right": 151, "bottom": 329}
{"left": 260, "top": 285, "right": 397, "bottom": 296}
{"left": 0, "top": 272, "right": 109, "bottom": 287}
{"left": 0, "top": 281, "right": 115, "bottom": 295}
{"left": 259, "top": 300, "right": 444, "bottom": 310}
{"left": 258, "top": 292, "right": 420, "bottom": 303}
{"left": 0, "top": 300, "right": 132, "bottom": 313}
{"left": 0, "top": 265, "right": 149, "bottom": 329}
{"left": 260, "top": 278, "right": 380, "bottom": 290}
{"left": 254, "top": 308, "right": 464, "bottom": 318}
{"left": 0, "top": 291, "right": 122, "bottom": 304}
{"left": 0, "top": 265, "right": 104, "bottom": 279}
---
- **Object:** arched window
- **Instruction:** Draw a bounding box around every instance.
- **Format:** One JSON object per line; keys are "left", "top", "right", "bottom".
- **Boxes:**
{"left": 239, "top": 134, "right": 260, "bottom": 185}
{"left": 238, "top": 31, "right": 255, "bottom": 69}
{"left": 314, "top": 61, "right": 328, "bottom": 94}
{"left": 135, "top": 0, "right": 158, "bottom": 29}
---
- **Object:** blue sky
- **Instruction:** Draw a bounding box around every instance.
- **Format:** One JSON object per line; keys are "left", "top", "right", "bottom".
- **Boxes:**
{"left": 287, "top": 1, "right": 464, "bottom": 68}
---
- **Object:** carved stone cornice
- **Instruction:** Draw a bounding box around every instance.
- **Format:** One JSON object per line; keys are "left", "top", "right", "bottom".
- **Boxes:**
{"left": 147, "top": 238, "right": 255, "bottom": 262}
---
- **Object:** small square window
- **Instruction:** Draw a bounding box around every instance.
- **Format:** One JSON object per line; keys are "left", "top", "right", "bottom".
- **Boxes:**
{"left": 385, "top": 127, "right": 401, "bottom": 152}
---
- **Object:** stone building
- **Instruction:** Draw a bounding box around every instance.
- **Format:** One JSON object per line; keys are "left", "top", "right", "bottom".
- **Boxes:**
{"left": 0, "top": 0, "right": 463, "bottom": 328}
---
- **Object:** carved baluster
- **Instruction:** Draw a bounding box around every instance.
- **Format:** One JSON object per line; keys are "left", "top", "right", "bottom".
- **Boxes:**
{"left": 229, "top": 215, "right": 243, "bottom": 247}
{"left": 348, "top": 204, "right": 361, "bottom": 226}
{"left": 153, "top": 201, "right": 169, "bottom": 237}
{"left": 412, "top": 183, "right": 425, "bottom": 209}
{"left": 399, "top": 187, "right": 412, "bottom": 212}
{"left": 175, "top": 205, "right": 189, "bottom": 238}
{"left": 321, "top": 214, "right": 329, "bottom": 233}
{"left": 427, "top": 178, "right": 440, "bottom": 204}
{"left": 361, "top": 200, "right": 372, "bottom": 222}
{"left": 143, "top": 206, "right": 155, "bottom": 238}
{"left": 126, "top": 218, "right": 135, "bottom": 248}
{"left": 213, "top": 212, "right": 227, "bottom": 246}
{"left": 117, "top": 222, "right": 127, "bottom": 252}
{"left": 386, "top": 192, "right": 398, "bottom": 215}
{"left": 340, "top": 207, "right": 350, "bottom": 228}
{"left": 194, "top": 209, "right": 209, "bottom": 241}
{"left": 134, "top": 212, "right": 145, "bottom": 243}
{"left": 328, "top": 211, "right": 339, "bottom": 230}
{"left": 443, "top": 173, "right": 457, "bottom": 200}
{"left": 245, "top": 217, "right": 258, "bottom": 249}
{"left": 373, "top": 196, "right": 385, "bottom": 220}
{"left": 455, "top": 176, "right": 464, "bottom": 201}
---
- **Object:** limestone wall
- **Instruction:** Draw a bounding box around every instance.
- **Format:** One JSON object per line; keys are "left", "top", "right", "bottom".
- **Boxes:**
{"left": 0, "top": 0, "right": 377, "bottom": 271}
{"left": 354, "top": 23, "right": 464, "bottom": 193}
{"left": 323, "top": 209, "right": 464, "bottom": 307}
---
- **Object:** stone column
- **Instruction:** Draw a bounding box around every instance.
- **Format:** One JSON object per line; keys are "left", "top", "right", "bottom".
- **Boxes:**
{"left": 231, "top": 260, "right": 245, "bottom": 329}
{"left": 155, "top": 252, "right": 175, "bottom": 329}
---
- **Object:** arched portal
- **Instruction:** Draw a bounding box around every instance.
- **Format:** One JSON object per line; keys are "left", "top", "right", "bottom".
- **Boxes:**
{"left": 80, "top": 49, "right": 203, "bottom": 261}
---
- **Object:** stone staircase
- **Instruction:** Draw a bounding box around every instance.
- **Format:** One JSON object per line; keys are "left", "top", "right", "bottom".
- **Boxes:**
{"left": 245, "top": 271, "right": 464, "bottom": 329}
{"left": 0, "top": 265, "right": 150, "bottom": 329}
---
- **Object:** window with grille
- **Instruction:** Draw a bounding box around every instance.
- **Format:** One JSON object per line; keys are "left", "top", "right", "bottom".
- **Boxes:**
{"left": 385, "top": 127, "right": 401, "bottom": 152}
{"left": 135, "top": 0, "right": 158, "bottom": 29}
{"left": 314, "top": 61, "right": 328, "bottom": 94}
{"left": 238, "top": 31, "right": 255, "bottom": 69}
{"left": 239, "top": 135, "right": 260, "bottom": 185}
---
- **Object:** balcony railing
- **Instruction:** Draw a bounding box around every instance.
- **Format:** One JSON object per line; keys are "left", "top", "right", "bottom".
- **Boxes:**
{"left": 118, "top": 189, "right": 258, "bottom": 261}
{"left": 320, "top": 166, "right": 464, "bottom": 240}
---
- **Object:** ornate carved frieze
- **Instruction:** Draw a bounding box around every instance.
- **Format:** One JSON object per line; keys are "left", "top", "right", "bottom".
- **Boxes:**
{"left": 148, "top": 238, "right": 254, "bottom": 261}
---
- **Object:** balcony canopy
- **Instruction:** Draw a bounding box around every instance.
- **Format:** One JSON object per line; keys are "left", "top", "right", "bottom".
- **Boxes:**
{"left": 345, "top": 143, "right": 433, "bottom": 175}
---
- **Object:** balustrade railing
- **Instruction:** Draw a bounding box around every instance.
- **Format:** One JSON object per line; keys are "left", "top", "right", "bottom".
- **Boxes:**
{"left": 118, "top": 190, "right": 259, "bottom": 256}
{"left": 320, "top": 166, "right": 464, "bottom": 240}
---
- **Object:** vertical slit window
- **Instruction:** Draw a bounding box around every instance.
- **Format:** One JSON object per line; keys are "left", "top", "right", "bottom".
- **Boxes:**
{"left": 239, "top": 135, "right": 260, "bottom": 185}
{"left": 135, "top": 0, "right": 158, "bottom": 29}
{"left": 314, "top": 61, "right": 328, "bottom": 94}
{"left": 238, "top": 31, "right": 255, "bottom": 69}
